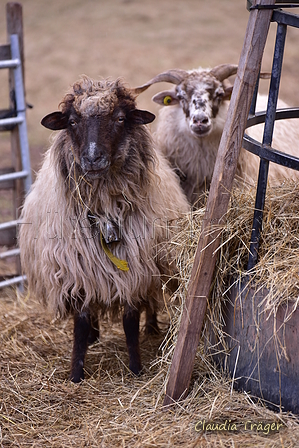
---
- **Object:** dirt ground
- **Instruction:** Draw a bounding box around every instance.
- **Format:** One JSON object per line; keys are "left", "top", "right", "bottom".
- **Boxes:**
{"left": 0, "top": 0, "right": 299, "bottom": 170}
{"left": 1, "top": 1, "right": 299, "bottom": 447}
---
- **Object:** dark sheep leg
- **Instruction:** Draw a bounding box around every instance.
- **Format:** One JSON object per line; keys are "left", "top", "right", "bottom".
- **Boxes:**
{"left": 70, "top": 310, "right": 91, "bottom": 383}
{"left": 145, "top": 308, "right": 160, "bottom": 335}
{"left": 123, "top": 305, "right": 142, "bottom": 375}
{"left": 88, "top": 313, "right": 100, "bottom": 344}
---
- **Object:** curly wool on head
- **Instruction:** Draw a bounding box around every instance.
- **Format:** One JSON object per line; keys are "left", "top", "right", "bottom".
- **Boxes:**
{"left": 60, "top": 76, "right": 136, "bottom": 117}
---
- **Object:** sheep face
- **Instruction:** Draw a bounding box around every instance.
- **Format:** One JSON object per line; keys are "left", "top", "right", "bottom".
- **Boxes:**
{"left": 41, "top": 78, "right": 155, "bottom": 180}
{"left": 152, "top": 71, "right": 232, "bottom": 138}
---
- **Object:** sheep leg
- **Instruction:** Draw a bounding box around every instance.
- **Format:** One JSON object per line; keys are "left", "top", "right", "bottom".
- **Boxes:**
{"left": 70, "top": 310, "right": 91, "bottom": 383}
{"left": 145, "top": 308, "right": 159, "bottom": 335}
{"left": 123, "top": 305, "right": 142, "bottom": 375}
{"left": 88, "top": 313, "right": 100, "bottom": 344}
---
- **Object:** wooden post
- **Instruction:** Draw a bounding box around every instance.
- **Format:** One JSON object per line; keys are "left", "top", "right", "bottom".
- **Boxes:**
{"left": 5, "top": 2, "right": 24, "bottom": 272}
{"left": 163, "top": 0, "right": 276, "bottom": 407}
{"left": 6, "top": 2, "right": 25, "bottom": 219}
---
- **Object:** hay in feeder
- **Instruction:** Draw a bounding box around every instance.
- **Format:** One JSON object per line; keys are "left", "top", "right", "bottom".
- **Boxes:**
{"left": 166, "top": 179, "right": 299, "bottom": 340}
{"left": 1, "top": 181, "right": 299, "bottom": 446}
{"left": 160, "top": 179, "right": 299, "bottom": 417}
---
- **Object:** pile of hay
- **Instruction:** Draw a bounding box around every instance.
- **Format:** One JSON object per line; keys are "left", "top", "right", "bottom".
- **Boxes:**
{"left": 165, "top": 180, "right": 299, "bottom": 349}
{"left": 1, "top": 181, "right": 299, "bottom": 446}
{"left": 1, "top": 290, "right": 299, "bottom": 447}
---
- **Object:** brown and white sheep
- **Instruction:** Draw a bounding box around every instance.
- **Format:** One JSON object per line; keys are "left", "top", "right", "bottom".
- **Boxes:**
{"left": 19, "top": 76, "right": 189, "bottom": 383}
{"left": 134, "top": 64, "right": 299, "bottom": 206}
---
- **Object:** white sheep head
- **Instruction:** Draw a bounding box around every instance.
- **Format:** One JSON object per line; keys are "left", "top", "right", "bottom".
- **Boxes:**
{"left": 134, "top": 64, "right": 238, "bottom": 137}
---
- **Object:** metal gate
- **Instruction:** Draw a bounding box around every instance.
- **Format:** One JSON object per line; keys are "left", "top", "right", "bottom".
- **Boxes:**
{"left": 0, "top": 3, "right": 32, "bottom": 289}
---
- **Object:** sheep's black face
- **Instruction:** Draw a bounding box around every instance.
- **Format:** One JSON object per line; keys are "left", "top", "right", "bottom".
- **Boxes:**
{"left": 76, "top": 110, "right": 154, "bottom": 180}
{"left": 68, "top": 112, "right": 127, "bottom": 178}
{"left": 41, "top": 84, "right": 155, "bottom": 180}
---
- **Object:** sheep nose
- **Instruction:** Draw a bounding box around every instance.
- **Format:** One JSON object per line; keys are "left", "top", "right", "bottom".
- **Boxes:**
{"left": 190, "top": 114, "right": 211, "bottom": 136}
{"left": 83, "top": 152, "right": 110, "bottom": 172}
{"left": 193, "top": 116, "right": 209, "bottom": 125}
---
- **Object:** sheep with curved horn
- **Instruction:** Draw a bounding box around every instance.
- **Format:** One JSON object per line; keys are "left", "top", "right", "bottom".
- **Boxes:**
{"left": 134, "top": 64, "right": 299, "bottom": 206}
{"left": 133, "top": 69, "right": 188, "bottom": 94}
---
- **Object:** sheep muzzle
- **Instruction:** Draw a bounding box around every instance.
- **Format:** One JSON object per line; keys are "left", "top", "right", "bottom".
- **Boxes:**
{"left": 190, "top": 118, "right": 212, "bottom": 137}
{"left": 80, "top": 150, "right": 111, "bottom": 177}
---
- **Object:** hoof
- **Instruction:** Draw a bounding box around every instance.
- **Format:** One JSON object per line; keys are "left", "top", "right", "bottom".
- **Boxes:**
{"left": 70, "top": 375, "right": 83, "bottom": 383}
{"left": 70, "top": 362, "right": 84, "bottom": 383}
{"left": 129, "top": 363, "right": 142, "bottom": 376}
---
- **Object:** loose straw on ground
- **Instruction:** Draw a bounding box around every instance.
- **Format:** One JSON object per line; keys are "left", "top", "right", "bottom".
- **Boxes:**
{"left": 1, "top": 181, "right": 299, "bottom": 446}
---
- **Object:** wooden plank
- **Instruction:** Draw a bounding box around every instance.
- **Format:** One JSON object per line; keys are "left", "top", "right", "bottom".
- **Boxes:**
{"left": 7, "top": 3, "right": 24, "bottom": 80}
{"left": 0, "top": 44, "right": 11, "bottom": 61}
{"left": 163, "top": 0, "right": 276, "bottom": 407}
{"left": 0, "top": 109, "right": 16, "bottom": 131}
{"left": 7, "top": 2, "right": 25, "bottom": 210}
{"left": 0, "top": 167, "right": 15, "bottom": 189}
{"left": 0, "top": 228, "right": 16, "bottom": 247}
{"left": 217, "top": 279, "right": 299, "bottom": 413}
{"left": 6, "top": 2, "right": 24, "bottom": 273}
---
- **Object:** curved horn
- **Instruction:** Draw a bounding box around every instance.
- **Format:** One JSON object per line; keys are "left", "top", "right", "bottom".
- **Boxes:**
{"left": 210, "top": 64, "right": 238, "bottom": 82}
{"left": 133, "top": 69, "right": 188, "bottom": 95}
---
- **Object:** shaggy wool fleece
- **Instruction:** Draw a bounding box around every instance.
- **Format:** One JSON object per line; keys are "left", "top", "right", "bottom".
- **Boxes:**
{"left": 19, "top": 77, "right": 189, "bottom": 319}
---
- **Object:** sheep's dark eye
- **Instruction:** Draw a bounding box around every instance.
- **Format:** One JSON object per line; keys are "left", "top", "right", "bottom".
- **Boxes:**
{"left": 69, "top": 119, "right": 77, "bottom": 127}
{"left": 117, "top": 116, "right": 125, "bottom": 124}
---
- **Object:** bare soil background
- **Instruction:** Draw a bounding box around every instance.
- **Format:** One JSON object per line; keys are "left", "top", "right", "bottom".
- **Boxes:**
{"left": 0, "top": 0, "right": 299, "bottom": 172}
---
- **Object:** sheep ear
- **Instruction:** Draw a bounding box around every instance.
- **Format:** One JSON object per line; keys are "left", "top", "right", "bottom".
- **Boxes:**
{"left": 223, "top": 85, "right": 234, "bottom": 100}
{"left": 41, "top": 112, "right": 69, "bottom": 130}
{"left": 152, "top": 91, "right": 179, "bottom": 106}
{"left": 129, "top": 109, "right": 155, "bottom": 125}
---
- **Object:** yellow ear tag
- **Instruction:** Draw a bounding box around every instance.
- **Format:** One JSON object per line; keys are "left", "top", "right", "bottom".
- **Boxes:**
{"left": 163, "top": 95, "right": 172, "bottom": 105}
{"left": 100, "top": 232, "right": 129, "bottom": 272}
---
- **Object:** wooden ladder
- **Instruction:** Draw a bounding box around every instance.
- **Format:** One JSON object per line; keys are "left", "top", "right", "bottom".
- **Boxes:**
{"left": 0, "top": 3, "right": 32, "bottom": 289}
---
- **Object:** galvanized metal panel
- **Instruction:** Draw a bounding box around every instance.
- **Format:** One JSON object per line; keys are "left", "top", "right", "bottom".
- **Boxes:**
{"left": 211, "top": 279, "right": 299, "bottom": 413}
